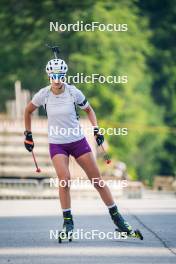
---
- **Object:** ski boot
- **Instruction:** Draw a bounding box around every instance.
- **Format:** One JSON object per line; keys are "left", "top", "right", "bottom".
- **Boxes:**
{"left": 58, "top": 211, "right": 74, "bottom": 243}
{"left": 109, "top": 206, "right": 143, "bottom": 240}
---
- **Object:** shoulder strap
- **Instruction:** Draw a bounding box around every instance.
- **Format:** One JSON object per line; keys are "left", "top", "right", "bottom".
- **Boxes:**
{"left": 66, "top": 85, "right": 80, "bottom": 120}
{"left": 44, "top": 87, "right": 51, "bottom": 115}
{"left": 66, "top": 85, "right": 76, "bottom": 104}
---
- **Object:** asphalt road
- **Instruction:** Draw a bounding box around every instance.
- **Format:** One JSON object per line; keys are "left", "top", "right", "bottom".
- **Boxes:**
{"left": 0, "top": 196, "right": 176, "bottom": 264}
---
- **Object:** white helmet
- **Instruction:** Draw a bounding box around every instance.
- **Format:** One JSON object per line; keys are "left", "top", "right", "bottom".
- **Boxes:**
{"left": 45, "top": 59, "right": 68, "bottom": 75}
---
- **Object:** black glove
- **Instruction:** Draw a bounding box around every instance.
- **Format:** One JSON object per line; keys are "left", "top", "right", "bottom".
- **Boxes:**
{"left": 24, "top": 130, "right": 34, "bottom": 152}
{"left": 94, "top": 127, "right": 104, "bottom": 146}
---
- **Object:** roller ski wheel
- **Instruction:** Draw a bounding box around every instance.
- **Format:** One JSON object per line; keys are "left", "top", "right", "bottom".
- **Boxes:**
{"left": 58, "top": 229, "right": 73, "bottom": 243}
{"left": 133, "top": 229, "right": 143, "bottom": 240}
{"left": 115, "top": 228, "right": 143, "bottom": 240}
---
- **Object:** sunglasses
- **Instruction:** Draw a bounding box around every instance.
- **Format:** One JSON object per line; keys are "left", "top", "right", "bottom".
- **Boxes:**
{"left": 49, "top": 73, "right": 65, "bottom": 80}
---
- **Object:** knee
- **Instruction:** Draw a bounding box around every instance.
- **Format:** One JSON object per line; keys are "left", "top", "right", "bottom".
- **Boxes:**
{"left": 91, "top": 177, "right": 106, "bottom": 189}
{"left": 58, "top": 175, "right": 71, "bottom": 189}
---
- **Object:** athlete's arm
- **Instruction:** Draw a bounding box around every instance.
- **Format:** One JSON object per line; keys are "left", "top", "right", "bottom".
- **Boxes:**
{"left": 83, "top": 105, "right": 104, "bottom": 146}
{"left": 24, "top": 102, "right": 38, "bottom": 131}
{"left": 83, "top": 105, "right": 98, "bottom": 127}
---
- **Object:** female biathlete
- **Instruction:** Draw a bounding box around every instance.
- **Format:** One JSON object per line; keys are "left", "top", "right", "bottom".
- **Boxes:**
{"left": 24, "top": 57, "right": 143, "bottom": 240}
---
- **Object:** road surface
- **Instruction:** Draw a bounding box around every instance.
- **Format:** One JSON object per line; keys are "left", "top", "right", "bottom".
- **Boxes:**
{"left": 0, "top": 196, "right": 175, "bottom": 263}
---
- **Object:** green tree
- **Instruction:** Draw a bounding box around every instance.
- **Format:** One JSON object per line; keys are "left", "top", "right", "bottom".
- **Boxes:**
{"left": 138, "top": 0, "right": 176, "bottom": 176}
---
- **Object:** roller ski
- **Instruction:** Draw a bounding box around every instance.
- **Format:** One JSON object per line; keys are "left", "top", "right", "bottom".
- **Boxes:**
{"left": 58, "top": 211, "right": 74, "bottom": 243}
{"left": 109, "top": 206, "right": 143, "bottom": 240}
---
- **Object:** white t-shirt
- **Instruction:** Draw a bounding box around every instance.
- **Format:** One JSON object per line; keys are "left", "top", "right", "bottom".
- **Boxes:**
{"left": 31, "top": 83, "right": 89, "bottom": 144}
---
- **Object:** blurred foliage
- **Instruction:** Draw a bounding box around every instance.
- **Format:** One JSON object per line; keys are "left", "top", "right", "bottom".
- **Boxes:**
{"left": 0, "top": 0, "right": 175, "bottom": 184}
{"left": 138, "top": 0, "right": 176, "bottom": 178}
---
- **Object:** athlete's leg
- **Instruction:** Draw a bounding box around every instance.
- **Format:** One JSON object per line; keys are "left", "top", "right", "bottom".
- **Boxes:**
{"left": 52, "top": 154, "right": 71, "bottom": 209}
{"left": 76, "top": 152, "right": 114, "bottom": 206}
{"left": 76, "top": 152, "right": 134, "bottom": 235}
{"left": 52, "top": 154, "right": 74, "bottom": 234}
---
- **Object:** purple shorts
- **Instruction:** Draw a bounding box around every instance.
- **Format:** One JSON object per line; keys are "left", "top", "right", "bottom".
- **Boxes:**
{"left": 49, "top": 137, "right": 92, "bottom": 159}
